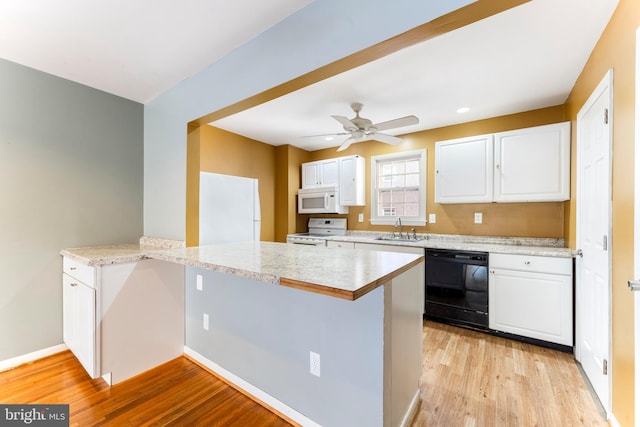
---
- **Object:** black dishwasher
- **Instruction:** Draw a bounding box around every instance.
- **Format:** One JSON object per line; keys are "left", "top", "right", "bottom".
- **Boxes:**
{"left": 424, "top": 248, "right": 489, "bottom": 330}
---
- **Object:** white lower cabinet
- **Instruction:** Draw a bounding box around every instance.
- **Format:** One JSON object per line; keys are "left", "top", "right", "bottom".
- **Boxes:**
{"left": 62, "top": 272, "right": 97, "bottom": 377}
{"left": 489, "top": 253, "right": 573, "bottom": 346}
{"left": 62, "top": 256, "right": 184, "bottom": 384}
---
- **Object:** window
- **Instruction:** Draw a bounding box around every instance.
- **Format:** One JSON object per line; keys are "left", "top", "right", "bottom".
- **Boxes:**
{"left": 370, "top": 150, "right": 426, "bottom": 225}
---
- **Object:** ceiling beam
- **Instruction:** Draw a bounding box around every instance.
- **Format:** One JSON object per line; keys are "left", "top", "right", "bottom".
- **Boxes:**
{"left": 192, "top": 0, "right": 530, "bottom": 126}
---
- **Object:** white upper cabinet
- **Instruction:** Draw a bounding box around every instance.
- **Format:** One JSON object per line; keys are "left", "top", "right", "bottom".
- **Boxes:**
{"left": 339, "top": 155, "right": 365, "bottom": 206}
{"left": 301, "top": 158, "right": 339, "bottom": 188}
{"left": 435, "top": 134, "right": 494, "bottom": 203}
{"left": 493, "top": 122, "right": 570, "bottom": 202}
{"left": 301, "top": 155, "right": 365, "bottom": 206}
{"left": 434, "top": 122, "right": 571, "bottom": 204}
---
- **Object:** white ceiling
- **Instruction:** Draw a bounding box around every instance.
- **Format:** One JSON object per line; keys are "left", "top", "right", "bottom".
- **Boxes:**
{"left": 0, "top": 0, "right": 312, "bottom": 103}
{"left": 211, "top": 0, "right": 620, "bottom": 151}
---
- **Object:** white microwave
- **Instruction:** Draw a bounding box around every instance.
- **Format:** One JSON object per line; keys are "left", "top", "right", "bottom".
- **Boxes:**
{"left": 297, "top": 186, "right": 348, "bottom": 214}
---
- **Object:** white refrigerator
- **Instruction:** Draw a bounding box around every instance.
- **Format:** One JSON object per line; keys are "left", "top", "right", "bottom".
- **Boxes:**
{"left": 199, "top": 172, "right": 261, "bottom": 245}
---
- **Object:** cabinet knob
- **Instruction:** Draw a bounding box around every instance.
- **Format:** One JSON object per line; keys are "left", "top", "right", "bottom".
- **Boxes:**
{"left": 524, "top": 261, "right": 531, "bottom": 265}
{"left": 70, "top": 267, "right": 76, "bottom": 270}
{"left": 70, "top": 283, "right": 78, "bottom": 287}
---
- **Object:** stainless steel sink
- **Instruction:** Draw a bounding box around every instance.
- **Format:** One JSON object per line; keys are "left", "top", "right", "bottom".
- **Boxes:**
{"left": 374, "top": 236, "right": 425, "bottom": 243}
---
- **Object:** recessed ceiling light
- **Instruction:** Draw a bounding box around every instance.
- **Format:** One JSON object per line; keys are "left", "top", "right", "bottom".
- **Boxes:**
{"left": 324, "top": 136, "right": 334, "bottom": 141}
{"left": 457, "top": 107, "right": 470, "bottom": 113}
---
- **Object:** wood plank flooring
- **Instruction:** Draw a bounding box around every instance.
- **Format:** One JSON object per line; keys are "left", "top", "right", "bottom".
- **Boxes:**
{"left": 413, "top": 321, "right": 608, "bottom": 426}
{"left": 0, "top": 351, "right": 292, "bottom": 426}
{"left": 0, "top": 321, "right": 607, "bottom": 426}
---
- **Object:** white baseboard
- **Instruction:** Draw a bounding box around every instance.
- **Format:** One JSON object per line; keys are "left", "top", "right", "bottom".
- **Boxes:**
{"left": 400, "top": 390, "right": 421, "bottom": 427}
{"left": 608, "top": 413, "right": 620, "bottom": 427}
{"left": 184, "top": 347, "right": 321, "bottom": 427}
{"left": 0, "top": 344, "right": 68, "bottom": 372}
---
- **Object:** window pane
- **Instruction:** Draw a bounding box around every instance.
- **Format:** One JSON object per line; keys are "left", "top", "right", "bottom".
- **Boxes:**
{"left": 405, "top": 203, "right": 419, "bottom": 216}
{"left": 406, "top": 160, "right": 420, "bottom": 173}
{"left": 391, "top": 175, "right": 405, "bottom": 188}
{"left": 405, "top": 189, "right": 419, "bottom": 203}
{"left": 392, "top": 162, "right": 405, "bottom": 174}
{"left": 391, "top": 192, "right": 404, "bottom": 203}
{"left": 405, "top": 173, "right": 420, "bottom": 187}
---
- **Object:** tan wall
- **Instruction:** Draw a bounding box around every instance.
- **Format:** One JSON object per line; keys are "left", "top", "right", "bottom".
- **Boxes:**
{"left": 186, "top": 126, "right": 278, "bottom": 245}
{"left": 275, "top": 145, "right": 312, "bottom": 241}
{"left": 564, "top": 0, "right": 639, "bottom": 424}
{"left": 308, "top": 106, "right": 567, "bottom": 238}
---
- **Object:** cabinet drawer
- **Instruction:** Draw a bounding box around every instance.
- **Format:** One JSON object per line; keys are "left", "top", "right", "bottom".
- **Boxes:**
{"left": 63, "top": 256, "right": 96, "bottom": 287}
{"left": 489, "top": 253, "right": 571, "bottom": 276}
{"left": 326, "top": 240, "right": 355, "bottom": 249}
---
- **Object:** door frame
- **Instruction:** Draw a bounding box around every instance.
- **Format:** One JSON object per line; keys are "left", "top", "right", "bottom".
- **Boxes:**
{"left": 575, "top": 68, "right": 613, "bottom": 416}
{"left": 634, "top": 25, "right": 640, "bottom": 427}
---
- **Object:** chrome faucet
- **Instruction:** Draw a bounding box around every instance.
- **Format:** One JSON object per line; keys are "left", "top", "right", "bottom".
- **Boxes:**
{"left": 395, "top": 217, "right": 403, "bottom": 238}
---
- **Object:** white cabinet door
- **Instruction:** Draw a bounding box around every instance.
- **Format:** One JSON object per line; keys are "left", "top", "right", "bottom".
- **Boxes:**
{"left": 339, "top": 155, "right": 365, "bottom": 206}
{"left": 301, "top": 162, "right": 320, "bottom": 188}
{"left": 319, "top": 159, "right": 339, "bottom": 187}
{"left": 435, "top": 134, "right": 494, "bottom": 203}
{"left": 63, "top": 273, "right": 97, "bottom": 377}
{"left": 493, "top": 122, "right": 570, "bottom": 202}
{"left": 489, "top": 260, "right": 573, "bottom": 346}
{"left": 301, "top": 159, "right": 339, "bottom": 188}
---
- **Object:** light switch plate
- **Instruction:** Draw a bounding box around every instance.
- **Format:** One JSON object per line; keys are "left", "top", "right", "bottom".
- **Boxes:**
{"left": 474, "top": 212, "right": 483, "bottom": 224}
{"left": 428, "top": 213, "right": 436, "bottom": 224}
{"left": 358, "top": 213, "right": 364, "bottom": 223}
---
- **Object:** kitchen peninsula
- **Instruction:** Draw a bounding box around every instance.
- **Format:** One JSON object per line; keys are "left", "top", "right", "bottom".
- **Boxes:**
{"left": 61, "top": 240, "right": 425, "bottom": 427}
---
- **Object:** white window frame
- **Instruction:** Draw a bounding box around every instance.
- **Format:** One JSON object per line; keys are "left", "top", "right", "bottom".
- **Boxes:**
{"left": 370, "top": 149, "right": 427, "bottom": 226}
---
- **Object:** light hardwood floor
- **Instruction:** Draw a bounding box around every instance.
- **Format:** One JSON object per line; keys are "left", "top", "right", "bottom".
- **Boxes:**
{"left": 413, "top": 321, "right": 608, "bottom": 426}
{"left": 0, "top": 321, "right": 607, "bottom": 426}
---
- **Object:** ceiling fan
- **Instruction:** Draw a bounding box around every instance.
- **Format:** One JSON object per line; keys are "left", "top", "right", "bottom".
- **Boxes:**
{"left": 317, "top": 102, "right": 419, "bottom": 151}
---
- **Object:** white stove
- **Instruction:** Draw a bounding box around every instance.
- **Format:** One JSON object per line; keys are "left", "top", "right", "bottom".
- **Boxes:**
{"left": 286, "top": 218, "right": 347, "bottom": 246}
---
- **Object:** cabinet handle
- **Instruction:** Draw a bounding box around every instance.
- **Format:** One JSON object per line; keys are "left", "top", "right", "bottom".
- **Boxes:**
{"left": 70, "top": 283, "right": 78, "bottom": 287}
{"left": 70, "top": 267, "right": 77, "bottom": 270}
{"left": 524, "top": 261, "right": 531, "bottom": 265}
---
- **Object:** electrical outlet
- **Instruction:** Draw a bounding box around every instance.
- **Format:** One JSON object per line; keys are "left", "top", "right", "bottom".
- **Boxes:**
{"left": 203, "top": 313, "right": 209, "bottom": 331}
{"left": 358, "top": 213, "right": 364, "bottom": 223}
{"left": 196, "top": 274, "right": 203, "bottom": 291}
{"left": 474, "top": 212, "right": 483, "bottom": 224}
{"left": 428, "top": 213, "right": 436, "bottom": 224}
{"left": 310, "top": 351, "right": 321, "bottom": 377}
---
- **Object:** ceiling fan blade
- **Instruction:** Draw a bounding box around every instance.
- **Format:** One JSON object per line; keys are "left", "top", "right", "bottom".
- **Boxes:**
{"left": 337, "top": 137, "right": 354, "bottom": 152}
{"left": 301, "top": 132, "right": 349, "bottom": 138}
{"left": 332, "top": 115, "right": 358, "bottom": 131}
{"left": 373, "top": 115, "right": 419, "bottom": 132}
{"left": 370, "top": 132, "right": 403, "bottom": 145}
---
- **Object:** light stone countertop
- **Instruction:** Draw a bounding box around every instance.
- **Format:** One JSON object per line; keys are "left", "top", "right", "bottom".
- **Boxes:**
{"left": 327, "top": 232, "right": 574, "bottom": 258}
{"left": 146, "top": 242, "right": 423, "bottom": 300}
{"left": 61, "top": 240, "right": 423, "bottom": 300}
{"left": 60, "top": 237, "right": 185, "bottom": 266}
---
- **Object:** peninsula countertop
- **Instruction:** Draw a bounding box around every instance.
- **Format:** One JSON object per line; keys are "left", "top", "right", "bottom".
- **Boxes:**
{"left": 147, "top": 241, "right": 423, "bottom": 300}
{"left": 61, "top": 240, "right": 424, "bottom": 301}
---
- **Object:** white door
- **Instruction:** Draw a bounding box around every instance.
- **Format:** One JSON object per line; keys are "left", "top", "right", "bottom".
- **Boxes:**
{"left": 576, "top": 69, "right": 613, "bottom": 416}
{"left": 633, "top": 26, "right": 640, "bottom": 427}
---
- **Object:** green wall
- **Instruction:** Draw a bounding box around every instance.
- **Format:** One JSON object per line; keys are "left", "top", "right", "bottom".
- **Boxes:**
{"left": 0, "top": 58, "right": 143, "bottom": 361}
